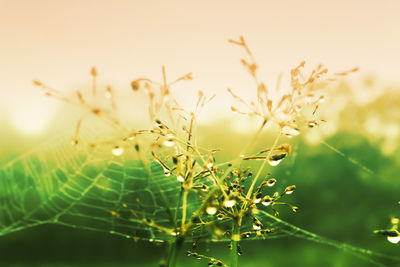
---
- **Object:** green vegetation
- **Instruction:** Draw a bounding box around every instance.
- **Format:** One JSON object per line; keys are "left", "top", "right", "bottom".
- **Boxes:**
{"left": 0, "top": 37, "right": 399, "bottom": 267}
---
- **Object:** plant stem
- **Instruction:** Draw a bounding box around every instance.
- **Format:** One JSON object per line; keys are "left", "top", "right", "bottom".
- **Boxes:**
{"left": 167, "top": 235, "right": 185, "bottom": 267}
{"left": 245, "top": 132, "right": 281, "bottom": 200}
{"left": 230, "top": 217, "right": 240, "bottom": 267}
{"left": 181, "top": 189, "right": 189, "bottom": 227}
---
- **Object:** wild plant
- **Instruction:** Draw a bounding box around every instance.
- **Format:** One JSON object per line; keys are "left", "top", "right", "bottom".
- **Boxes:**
{"left": 25, "top": 36, "right": 399, "bottom": 267}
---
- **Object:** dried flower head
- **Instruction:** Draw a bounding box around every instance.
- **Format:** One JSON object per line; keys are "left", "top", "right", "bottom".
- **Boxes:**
{"left": 228, "top": 36, "right": 358, "bottom": 137}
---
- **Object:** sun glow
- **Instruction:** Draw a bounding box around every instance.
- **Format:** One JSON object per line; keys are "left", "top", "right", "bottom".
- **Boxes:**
{"left": 11, "top": 107, "right": 52, "bottom": 135}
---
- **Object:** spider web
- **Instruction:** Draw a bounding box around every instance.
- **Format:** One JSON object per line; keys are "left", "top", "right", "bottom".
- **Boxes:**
{"left": 0, "top": 135, "right": 399, "bottom": 266}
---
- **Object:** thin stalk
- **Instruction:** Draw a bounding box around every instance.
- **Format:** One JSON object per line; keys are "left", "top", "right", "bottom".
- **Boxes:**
{"left": 230, "top": 217, "right": 240, "bottom": 267}
{"left": 181, "top": 189, "right": 189, "bottom": 228}
{"left": 174, "top": 188, "right": 183, "bottom": 223}
{"left": 245, "top": 132, "right": 281, "bottom": 200}
{"left": 167, "top": 235, "right": 185, "bottom": 267}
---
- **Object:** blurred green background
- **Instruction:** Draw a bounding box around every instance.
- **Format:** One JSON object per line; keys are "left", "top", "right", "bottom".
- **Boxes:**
{"left": 0, "top": 130, "right": 399, "bottom": 267}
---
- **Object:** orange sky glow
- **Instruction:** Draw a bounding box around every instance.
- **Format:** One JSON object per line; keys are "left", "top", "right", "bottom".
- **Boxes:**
{"left": 1, "top": 0, "right": 399, "bottom": 134}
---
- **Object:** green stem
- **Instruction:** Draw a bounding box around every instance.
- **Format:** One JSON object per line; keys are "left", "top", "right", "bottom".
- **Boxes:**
{"left": 230, "top": 218, "right": 240, "bottom": 267}
{"left": 167, "top": 236, "right": 185, "bottom": 267}
{"left": 245, "top": 131, "right": 281, "bottom": 200}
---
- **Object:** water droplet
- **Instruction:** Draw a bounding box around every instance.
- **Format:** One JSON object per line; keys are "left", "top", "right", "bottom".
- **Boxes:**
{"left": 171, "top": 230, "right": 180, "bottom": 236}
{"left": 282, "top": 126, "right": 300, "bottom": 137}
{"left": 206, "top": 206, "right": 218, "bottom": 215}
{"left": 268, "top": 158, "right": 282, "bottom": 166}
{"left": 201, "top": 184, "right": 208, "bottom": 192}
{"left": 217, "top": 213, "right": 225, "bottom": 220}
{"left": 206, "top": 162, "right": 213, "bottom": 169}
{"left": 112, "top": 146, "right": 124, "bottom": 156}
{"left": 308, "top": 121, "right": 317, "bottom": 128}
{"left": 261, "top": 195, "right": 273, "bottom": 206}
{"left": 241, "top": 232, "right": 251, "bottom": 239}
{"left": 387, "top": 235, "right": 400, "bottom": 244}
{"left": 284, "top": 185, "right": 296, "bottom": 194}
{"left": 224, "top": 199, "right": 236, "bottom": 208}
{"left": 166, "top": 133, "right": 175, "bottom": 139}
{"left": 252, "top": 224, "right": 262, "bottom": 231}
{"left": 267, "top": 178, "right": 276, "bottom": 187}
{"left": 163, "top": 140, "right": 175, "bottom": 147}
{"left": 177, "top": 175, "right": 185, "bottom": 182}
{"left": 105, "top": 91, "right": 112, "bottom": 98}
{"left": 261, "top": 200, "right": 272, "bottom": 207}
{"left": 164, "top": 171, "right": 171, "bottom": 177}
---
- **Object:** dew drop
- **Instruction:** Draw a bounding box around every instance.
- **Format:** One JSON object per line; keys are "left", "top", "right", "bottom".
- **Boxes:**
{"left": 241, "top": 232, "right": 251, "bottom": 239}
{"left": 217, "top": 213, "right": 225, "bottom": 220}
{"left": 163, "top": 140, "right": 175, "bottom": 147}
{"left": 177, "top": 175, "right": 185, "bottom": 182}
{"left": 224, "top": 199, "right": 236, "bottom": 208}
{"left": 261, "top": 196, "right": 272, "bottom": 206}
{"left": 171, "top": 230, "right": 180, "bottom": 236}
{"left": 201, "top": 184, "right": 208, "bottom": 192}
{"left": 282, "top": 126, "right": 300, "bottom": 137}
{"left": 166, "top": 133, "right": 175, "bottom": 139}
{"left": 112, "top": 146, "right": 124, "bottom": 156}
{"left": 206, "top": 206, "right": 218, "bottom": 215}
{"left": 252, "top": 224, "right": 262, "bottom": 231}
{"left": 387, "top": 235, "right": 400, "bottom": 244}
{"left": 268, "top": 159, "right": 282, "bottom": 166}
{"left": 261, "top": 200, "right": 271, "bottom": 206}
{"left": 308, "top": 121, "right": 317, "bottom": 128}
{"left": 284, "top": 185, "right": 296, "bottom": 195}
{"left": 267, "top": 178, "right": 276, "bottom": 187}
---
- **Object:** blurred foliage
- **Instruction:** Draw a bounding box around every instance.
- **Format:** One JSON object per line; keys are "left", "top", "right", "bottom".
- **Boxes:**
{"left": 0, "top": 131, "right": 398, "bottom": 266}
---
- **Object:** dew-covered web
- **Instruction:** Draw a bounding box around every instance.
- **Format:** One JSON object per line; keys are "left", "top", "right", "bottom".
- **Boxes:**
{"left": 0, "top": 135, "right": 399, "bottom": 266}
{"left": 0, "top": 135, "right": 185, "bottom": 242}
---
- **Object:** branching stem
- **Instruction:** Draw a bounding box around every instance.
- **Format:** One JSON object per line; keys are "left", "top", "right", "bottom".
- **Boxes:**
{"left": 230, "top": 217, "right": 241, "bottom": 267}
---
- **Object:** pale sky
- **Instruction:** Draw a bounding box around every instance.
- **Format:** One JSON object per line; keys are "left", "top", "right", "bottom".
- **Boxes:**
{"left": 1, "top": 0, "right": 399, "bottom": 134}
